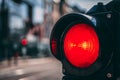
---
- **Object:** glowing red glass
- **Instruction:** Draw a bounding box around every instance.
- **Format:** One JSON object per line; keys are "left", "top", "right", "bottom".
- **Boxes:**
{"left": 51, "top": 39, "right": 57, "bottom": 55}
{"left": 64, "top": 24, "right": 99, "bottom": 68}
{"left": 21, "top": 39, "right": 28, "bottom": 46}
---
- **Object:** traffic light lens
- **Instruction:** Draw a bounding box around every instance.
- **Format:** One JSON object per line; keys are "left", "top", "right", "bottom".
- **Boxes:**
{"left": 21, "top": 39, "right": 28, "bottom": 46}
{"left": 64, "top": 24, "right": 99, "bottom": 68}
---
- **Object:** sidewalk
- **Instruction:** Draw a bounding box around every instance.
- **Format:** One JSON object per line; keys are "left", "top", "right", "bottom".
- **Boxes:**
{"left": 0, "top": 56, "right": 62, "bottom": 80}
{"left": 0, "top": 57, "right": 56, "bottom": 72}
{"left": 0, "top": 57, "right": 62, "bottom": 80}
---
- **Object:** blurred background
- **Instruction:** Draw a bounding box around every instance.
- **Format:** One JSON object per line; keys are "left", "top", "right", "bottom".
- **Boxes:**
{"left": 0, "top": 0, "right": 112, "bottom": 80}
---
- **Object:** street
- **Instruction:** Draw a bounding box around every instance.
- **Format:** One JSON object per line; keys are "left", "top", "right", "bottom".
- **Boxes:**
{"left": 1, "top": 0, "right": 119, "bottom": 80}
{"left": 0, "top": 57, "right": 63, "bottom": 80}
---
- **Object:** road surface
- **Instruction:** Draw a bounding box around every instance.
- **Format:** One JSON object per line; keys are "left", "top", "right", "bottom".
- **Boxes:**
{"left": 0, "top": 57, "right": 63, "bottom": 80}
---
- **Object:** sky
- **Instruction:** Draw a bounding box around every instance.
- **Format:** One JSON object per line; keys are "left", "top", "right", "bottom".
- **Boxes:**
{"left": 68, "top": 0, "right": 112, "bottom": 11}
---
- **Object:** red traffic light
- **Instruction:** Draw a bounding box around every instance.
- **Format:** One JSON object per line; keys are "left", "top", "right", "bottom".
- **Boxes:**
{"left": 21, "top": 39, "right": 28, "bottom": 46}
{"left": 64, "top": 23, "right": 99, "bottom": 68}
{"left": 50, "top": 13, "right": 113, "bottom": 77}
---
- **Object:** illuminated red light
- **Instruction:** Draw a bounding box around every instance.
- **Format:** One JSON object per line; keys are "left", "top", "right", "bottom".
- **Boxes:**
{"left": 21, "top": 39, "right": 28, "bottom": 46}
{"left": 64, "top": 24, "right": 99, "bottom": 68}
{"left": 51, "top": 39, "right": 57, "bottom": 55}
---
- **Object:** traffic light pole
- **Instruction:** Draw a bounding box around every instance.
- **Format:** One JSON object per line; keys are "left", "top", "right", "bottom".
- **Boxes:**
{"left": 1, "top": 0, "right": 9, "bottom": 39}
{"left": 0, "top": 0, "right": 9, "bottom": 61}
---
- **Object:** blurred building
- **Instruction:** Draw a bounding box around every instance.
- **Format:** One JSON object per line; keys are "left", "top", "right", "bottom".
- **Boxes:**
{"left": 0, "top": 0, "right": 113, "bottom": 60}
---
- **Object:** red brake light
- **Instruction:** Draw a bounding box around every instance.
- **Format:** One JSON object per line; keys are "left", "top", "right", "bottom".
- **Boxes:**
{"left": 64, "top": 24, "right": 99, "bottom": 68}
{"left": 21, "top": 39, "right": 28, "bottom": 46}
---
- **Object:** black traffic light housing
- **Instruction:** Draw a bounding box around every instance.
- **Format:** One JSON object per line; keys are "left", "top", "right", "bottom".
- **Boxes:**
{"left": 12, "top": 0, "right": 23, "bottom": 4}
{"left": 50, "top": 1, "right": 120, "bottom": 80}
{"left": 106, "top": 0, "right": 120, "bottom": 79}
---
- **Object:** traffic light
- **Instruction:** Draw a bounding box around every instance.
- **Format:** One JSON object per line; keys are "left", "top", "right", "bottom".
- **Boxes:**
{"left": 21, "top": 38, "right": 28, "bottom": 46}
{"left": 50, "top": 1, "right": 120, "bottom": 80}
